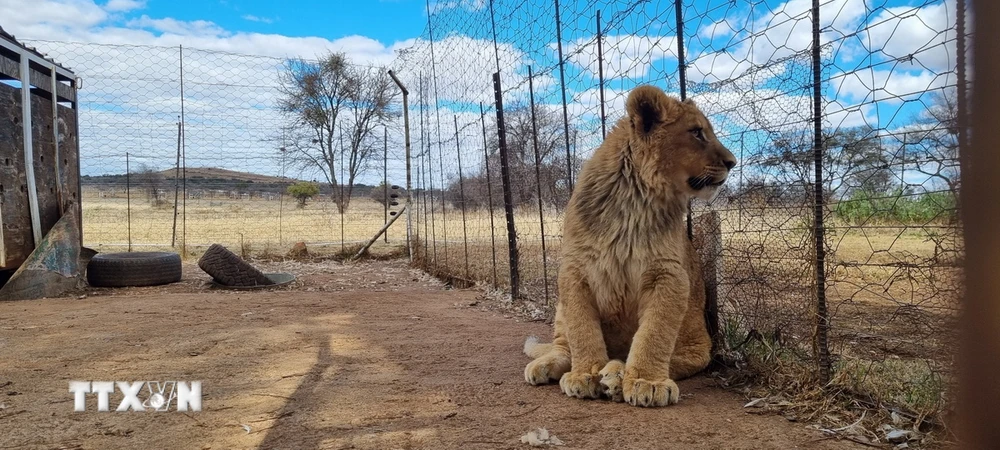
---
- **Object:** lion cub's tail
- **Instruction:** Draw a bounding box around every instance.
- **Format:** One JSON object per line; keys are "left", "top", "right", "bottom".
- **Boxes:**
{"left": 523, "top": 335, "right": 553, "bottom": 359}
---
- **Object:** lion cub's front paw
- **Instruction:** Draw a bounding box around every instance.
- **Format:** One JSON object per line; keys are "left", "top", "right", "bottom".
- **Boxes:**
{"left": 623, "top": 377, "right": 680, "bottom": 407}
{"left": 524, "top": 357, "right": 563, "bottom": 385}
{"left": 598, "top": 360, "right": 625, "bottom": 402}
{"left": 559, "top": 371, "right": 602, "bottom": 399}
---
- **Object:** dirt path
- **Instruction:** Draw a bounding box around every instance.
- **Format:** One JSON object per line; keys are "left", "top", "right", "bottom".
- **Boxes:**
{"left": 0, "top": 260, "right": 866, "bottom": 450}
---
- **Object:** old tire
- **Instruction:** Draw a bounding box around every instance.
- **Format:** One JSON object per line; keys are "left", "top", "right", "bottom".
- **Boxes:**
{"left": 197, "top": 244, "right": 274, "bottom": 287}
{"left": 86, "top": 252, "right": 183, "bottom": 288}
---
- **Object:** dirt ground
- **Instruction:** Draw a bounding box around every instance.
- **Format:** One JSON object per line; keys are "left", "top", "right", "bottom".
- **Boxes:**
{"left": 0, "top": 259, "right": 869, "bottom": 450}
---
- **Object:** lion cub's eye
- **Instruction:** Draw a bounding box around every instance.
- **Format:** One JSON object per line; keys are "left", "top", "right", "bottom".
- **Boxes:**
{"left": 690, "top": 127, "right": 706, "bottom": 141}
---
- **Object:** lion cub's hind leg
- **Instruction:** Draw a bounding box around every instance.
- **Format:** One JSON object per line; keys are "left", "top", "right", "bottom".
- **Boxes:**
{"left": 523, "top": 336, "right": 571, "bottom": 385}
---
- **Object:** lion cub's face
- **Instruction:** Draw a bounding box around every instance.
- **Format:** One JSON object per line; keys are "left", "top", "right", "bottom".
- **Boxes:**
{"left": 626, "top": 85, "right": 737, "bottom": 202}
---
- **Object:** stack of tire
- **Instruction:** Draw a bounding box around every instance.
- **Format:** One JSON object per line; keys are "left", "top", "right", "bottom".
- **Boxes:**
{"left": 86, "top": 244, "right": 274, "bottom": 288}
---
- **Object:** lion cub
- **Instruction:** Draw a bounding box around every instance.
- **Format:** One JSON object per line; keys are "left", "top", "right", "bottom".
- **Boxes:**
{"left": 523, "top": 85, "right": 736, "bottom": 407}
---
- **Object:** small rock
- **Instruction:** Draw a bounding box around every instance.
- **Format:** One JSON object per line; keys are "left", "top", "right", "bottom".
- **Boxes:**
{"left": 520, "top": 428, "right": 564, "bottom": 447}
{"left": 77, "top": 295, "right": 87, "bottom": 300}
{"left": 886, "top": 429, "right": 919, "bottom": 443}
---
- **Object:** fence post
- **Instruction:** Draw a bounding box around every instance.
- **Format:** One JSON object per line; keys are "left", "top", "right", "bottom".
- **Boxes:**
{"left": 528, "top": 66, "right": 551, "bottom": 305}
{"left": 172, "top": 121, "right": 182, "bottom": 247}
{"left": 454, "top": 116, "right": 471, "bottom": 280}
{"left": 384, "top": 127, "right": 389, "bottom": 243}
{"left": 179, "top": 45, "right": 187, "bottom": 255}
{"left": 492, "top": 72, "right": 520, "bottom": 298}
{"left": 554, "top": 0, "right": 575, "bottom": 192}
{"left": 810, "top": 0, "right": 832, "bottom": 384}
{"left": 674, "top": 0, "right": 693, "bottom": 240}
{"left": 126, "top": 152, "right": 132, "bottom": 252}
{"left": 596, "top": 9, "right": 607, "bottom": 140}
{"left": 418, "top": 73, "right": 430, "bottom": 263}
{"left": 481, "top": 103, "right": 500, "bottom": 288}
{"left": 339, "top": 132, "right": 346, "bottom": 253}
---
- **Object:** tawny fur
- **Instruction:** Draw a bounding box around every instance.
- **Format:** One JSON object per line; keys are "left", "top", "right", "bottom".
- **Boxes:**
{"left": 523, "top": 85, "right": 737, "bottom": 408}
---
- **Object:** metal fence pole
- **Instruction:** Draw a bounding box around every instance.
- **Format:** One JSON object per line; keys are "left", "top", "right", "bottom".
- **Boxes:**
{"left": 339, "top": 132, "right": 346, "bottom": 253}
{"left": 810, "top": 0, "right": 832, "bottom": 384}
{"left": 554, "top": 0, "right": 575, "bottom": 193}
{"left": 454, "top": 116, "right": 471, "bottom": 280}
{"left": 493, "top": 72, "right": 520, "bottom": 298}
{"left": 179, "top": 45, "right": 187, "bottom": 255}
{"left": 126, "top": 152, "right": 132, "bottom": 252}
{"left": 481, "top": 103, "right": 500, "bottom": 288}
{"left": 528, "top": 66, "right": 551, "bottom": 305}
{"left": 674, "top": 0, "right": 694, "bottom": 241}
{"left": 172, "top": 121, "right": 181, "bottom": 247}
{"left": 596, "top": 9, "right": 607, "bottom": 140}
{"left": 384, "top": 127, "right": 389, "bottom": 243}
{"left": 427, "top": 0, "right": 449, "bottom": 269}
{"left": 387, "top": 70, "right": 413, "bottom": 260}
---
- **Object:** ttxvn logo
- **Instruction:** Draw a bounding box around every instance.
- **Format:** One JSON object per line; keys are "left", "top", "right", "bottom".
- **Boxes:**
{"left": 69, "top": 381, "right": 202, "bottom": 412}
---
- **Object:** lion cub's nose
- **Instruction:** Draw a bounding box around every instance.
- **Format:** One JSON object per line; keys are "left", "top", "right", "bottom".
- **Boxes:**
{"left": 723, "top": 159, "right": 736, "bottom": 170}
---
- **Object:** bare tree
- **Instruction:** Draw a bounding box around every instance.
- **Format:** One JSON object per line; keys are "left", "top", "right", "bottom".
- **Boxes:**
{"left": 899, "top": 88, "right": 961, "bottom": 196}
{"left": 278, "top": 53, "right": 353, "bottom": 211}
{"left": 278, "top": 53, "right": 396, "bottom": 212}
{"left": 340, "top": 65, "right": 398, "bottom": 211}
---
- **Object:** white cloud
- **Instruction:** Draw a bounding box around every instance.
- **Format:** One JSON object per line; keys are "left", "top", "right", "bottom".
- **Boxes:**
{"left": 428, "top": 0, "right": 486, "bottom": 14}
{"left": 127, "top": 15, "right": 227, "bottom": 37}
{"left": 0, "top": 0, "right": 109, "bottom": 32}
{"left": 241, "top": 15, "right": 275, "bottom": 24}
{"left": 686, "top": 0, "right": 868, "bottom": 82}
{"left": 831, "top": 68, "right": 950, "bottom": 105}
{"left": 104, "top": 0, "right": 144, "bottom": 12}
{"left": 697, "top": 18, "right": 736, "bottom": 41}
{"left": 395, "top": 35, "right": 555, "bottom": 106}
{"left": 861, "top": 0, "right": 958, "bottom": 72}
{"left": 559, "top": 35, "right": 678, "bottom": 80}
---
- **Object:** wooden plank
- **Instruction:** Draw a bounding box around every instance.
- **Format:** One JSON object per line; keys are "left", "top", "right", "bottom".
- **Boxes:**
{"left": 0, "top": 55, "right": 17, "bottom": 81}
{"left": 28, "top": 66, "right": 75, "bottom": 103}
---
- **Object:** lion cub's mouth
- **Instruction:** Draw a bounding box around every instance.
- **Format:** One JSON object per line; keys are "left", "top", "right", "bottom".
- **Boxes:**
{"left": 688, "top": 176, "right": 727, "bottom": 190}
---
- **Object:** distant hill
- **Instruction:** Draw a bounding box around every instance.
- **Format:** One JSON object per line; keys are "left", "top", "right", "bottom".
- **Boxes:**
{"left": 155, "top": 167, "right": 294, "bottom": 184}
{"left": 82, "top": 167, "right": 377, "bottom": 196}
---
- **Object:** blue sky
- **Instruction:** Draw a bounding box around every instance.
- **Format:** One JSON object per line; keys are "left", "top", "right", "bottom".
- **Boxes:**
{"left": 0, "top": 0, "right": 964, "bottom": 191}
{"left": 137, "top": 0, "right": 428, "bottom": 44}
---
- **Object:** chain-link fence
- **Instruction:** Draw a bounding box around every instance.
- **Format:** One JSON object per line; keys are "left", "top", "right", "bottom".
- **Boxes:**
{"left": 20, "top": 40, "right": 411, "bottom": 257}
{"left": 392, "top": 0, "right": 967, "bottom": 435}
{"left": 22, "top": 0, "right": 967, "bottom": 435}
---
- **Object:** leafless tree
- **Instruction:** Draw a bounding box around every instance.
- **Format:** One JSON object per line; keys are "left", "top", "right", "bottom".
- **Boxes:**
{"left": 278, "top": 52, "right": 396, "bottom": 213}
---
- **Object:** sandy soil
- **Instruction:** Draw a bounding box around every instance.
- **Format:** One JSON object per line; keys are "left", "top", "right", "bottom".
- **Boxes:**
{"left": 0, "top": 259, "right": 868, "bottom": 450}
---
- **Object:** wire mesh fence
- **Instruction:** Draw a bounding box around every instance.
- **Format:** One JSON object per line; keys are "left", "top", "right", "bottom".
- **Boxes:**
{"left": 393, "top": 0, "right": 967, "bottom": 431}
{"left": 20, "top": 0, "right": 967, "bottom": 433}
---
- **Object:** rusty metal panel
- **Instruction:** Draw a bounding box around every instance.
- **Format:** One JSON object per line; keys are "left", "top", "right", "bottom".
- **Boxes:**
{"left": 0, "top": 81, "right": 32, "bottom": 270}
{"left": 30, "top": 90, "right": 61, "bottom": 237}
{"left": 0, "top": 81, "right": 79, "bottom": 271}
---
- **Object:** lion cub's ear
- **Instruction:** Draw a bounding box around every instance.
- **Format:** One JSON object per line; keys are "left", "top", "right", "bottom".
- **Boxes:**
{"left": 626, "top": 85, "right": 683, "bottom": 136}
